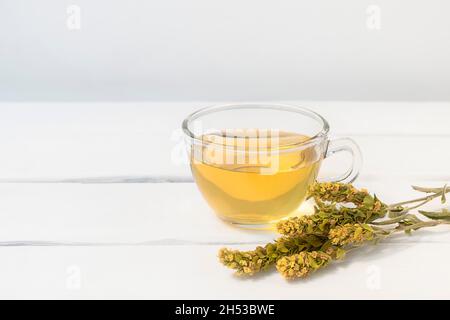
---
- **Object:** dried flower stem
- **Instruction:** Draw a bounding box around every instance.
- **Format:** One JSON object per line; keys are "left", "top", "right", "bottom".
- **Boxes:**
{"left": 218, "top": 181, "right": 450, "bottom": 280}
{"left": 388, "top": 185, "right": 450, "bottom": 215}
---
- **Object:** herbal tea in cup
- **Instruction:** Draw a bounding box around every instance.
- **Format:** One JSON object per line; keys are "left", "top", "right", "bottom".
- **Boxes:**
{"left": 191, "top": 130, "right": 321, "bottom": 224}
{"left": 182, "top": 104, "right": 362, "bottom": 227}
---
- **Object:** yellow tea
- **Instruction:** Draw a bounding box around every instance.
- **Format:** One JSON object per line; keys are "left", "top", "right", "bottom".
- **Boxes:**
{"left": 191, "top": 130, "right": 322, "bottom": 225}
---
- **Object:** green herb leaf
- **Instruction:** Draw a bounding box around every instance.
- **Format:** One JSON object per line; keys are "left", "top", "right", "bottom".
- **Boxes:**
{"left": 419, "top": 209, "right": 450, "bottom": 220}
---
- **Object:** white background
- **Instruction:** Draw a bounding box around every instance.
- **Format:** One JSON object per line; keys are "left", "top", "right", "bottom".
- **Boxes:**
{"left": 1, "top": 1, "right": 450, "bottom": 299}
{"left": 1, "top": 0, "right": 450, "bottom": 101}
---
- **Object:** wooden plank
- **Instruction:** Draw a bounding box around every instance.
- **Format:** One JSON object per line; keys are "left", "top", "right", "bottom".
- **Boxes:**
{"left": 0, "top": 102, "right": 449, "bottom": 180}
{"left": 0, "top": 135, "right": 447, "bottom": 181}
{"left": 0, "top": 182, "right": 274, "bottom": 244}
{"left": 0, "top": 181, "right": 448, "bottom": 244}
{"left": 0, "top": 243, "right": 449, "bottom": 299}
{"left": 1, "top": 102, "right": 448, "bottom": 299}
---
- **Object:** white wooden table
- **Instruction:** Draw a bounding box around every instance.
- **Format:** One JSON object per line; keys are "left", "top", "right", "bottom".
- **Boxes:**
{"left": 0, "top": 101, "right": 449, "bottom": 299}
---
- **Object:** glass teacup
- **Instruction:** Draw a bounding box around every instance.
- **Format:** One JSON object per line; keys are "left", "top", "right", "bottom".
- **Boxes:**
{"left": 182, "top": 103, "right": 362, "bottom": 227}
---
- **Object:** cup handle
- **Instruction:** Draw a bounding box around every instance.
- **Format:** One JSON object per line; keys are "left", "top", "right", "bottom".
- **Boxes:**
{"left": 322, "top": 137, "right": 362, "bottom": 183}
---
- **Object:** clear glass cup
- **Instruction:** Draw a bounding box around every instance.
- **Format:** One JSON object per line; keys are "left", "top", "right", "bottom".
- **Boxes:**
{"left": 182, "top": 103, "right": 362, "bottom": 228}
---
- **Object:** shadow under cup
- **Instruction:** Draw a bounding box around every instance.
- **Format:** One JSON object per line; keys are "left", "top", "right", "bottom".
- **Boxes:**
{"left": 182, "top": 103, "right": 362, "bottom": 228}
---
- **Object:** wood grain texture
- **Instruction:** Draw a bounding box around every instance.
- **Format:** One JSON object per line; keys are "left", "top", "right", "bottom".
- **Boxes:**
{"left": 0, "top": 181, "right": 448, "bottom": 244}
{"left": 0, "top": 243, "right": 449, "bottom": 299}
{"left": 0, "top": 102, "right": 449, "bottom": 180}
{"left": 0, "top": 102, "right": 449, "bottom": 298}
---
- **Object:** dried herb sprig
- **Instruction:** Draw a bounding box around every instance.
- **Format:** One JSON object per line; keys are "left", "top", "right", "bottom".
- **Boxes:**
{"left": 308, "top": 182, "right": 372, "bottom": 206}
{"left": 328, "top": 223, "right": 378, "bottom": 246}
{"left": 276, "top": 218, "right": 450, "bottom": 280}
{"left": 218, "top": 234, "right": 330, "bottom": 276}
{"left": 276, "top": 198, "right": 387, "bottom": 237}
{"left": 276, "top": 251, "right": 333, "bottom": 279}
{"left": 218, "top": 181, "right": 450, "bottom": 280}
{"left": 276, "top": 181, "right": 387, "bottom": 237}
